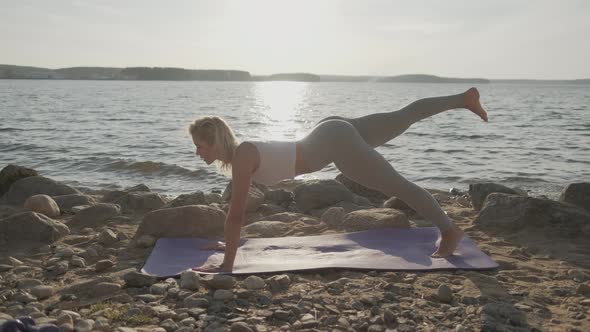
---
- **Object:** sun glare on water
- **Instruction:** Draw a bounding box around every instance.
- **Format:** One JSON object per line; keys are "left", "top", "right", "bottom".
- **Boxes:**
{"left": 253, "top": 81, "right": 309, "bottom": 141}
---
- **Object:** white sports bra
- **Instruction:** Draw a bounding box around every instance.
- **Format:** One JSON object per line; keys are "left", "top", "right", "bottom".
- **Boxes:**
{"left": 247, "top": 141, "right": 296, "bottom": 186}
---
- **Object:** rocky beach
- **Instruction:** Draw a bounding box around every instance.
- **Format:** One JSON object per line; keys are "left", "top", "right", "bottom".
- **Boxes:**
{"left": 0, "top": 164, "right": 589, "bottom": 332}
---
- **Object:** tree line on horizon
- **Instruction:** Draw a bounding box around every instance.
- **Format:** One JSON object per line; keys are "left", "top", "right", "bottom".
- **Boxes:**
{"left": 1, "top": 64, "right": 589, "bottom": 84}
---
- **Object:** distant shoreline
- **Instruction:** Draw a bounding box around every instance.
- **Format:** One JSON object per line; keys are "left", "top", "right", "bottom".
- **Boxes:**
{"left": 1, "top": 64, "right": 589, "bottom": 84}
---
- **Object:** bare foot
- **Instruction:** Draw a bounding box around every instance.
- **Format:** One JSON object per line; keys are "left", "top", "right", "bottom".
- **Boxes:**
{"left": 464, "top": 87, "right": 488, "bottom": 122}
{"left": 431, "top": 226, "right": 464, "bottom": 258}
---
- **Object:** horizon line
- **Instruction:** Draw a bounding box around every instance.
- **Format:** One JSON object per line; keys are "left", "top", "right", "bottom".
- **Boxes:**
{"left": 1, "top": 63, "right": 589, "bottom": 81}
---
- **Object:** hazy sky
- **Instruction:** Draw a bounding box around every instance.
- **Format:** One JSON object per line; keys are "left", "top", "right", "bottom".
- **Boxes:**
{"left": 1, "top": 0, "right": 589, "bottom": 79}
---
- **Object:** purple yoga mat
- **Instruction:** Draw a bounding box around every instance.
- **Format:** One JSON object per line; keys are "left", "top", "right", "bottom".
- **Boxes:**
{"left": 141, "top": 227, "right": 498, "bottom": 276}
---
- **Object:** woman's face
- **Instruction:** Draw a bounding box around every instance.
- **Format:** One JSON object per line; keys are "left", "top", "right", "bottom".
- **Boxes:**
{"left": 192, "top": 135, "right": 216, "bottom": 165}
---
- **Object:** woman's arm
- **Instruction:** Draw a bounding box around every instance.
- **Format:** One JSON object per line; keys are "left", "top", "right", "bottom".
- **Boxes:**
{"left": 192, "top": 143, "right": 257, "bottom": 273}
{"left": 219, "top": 143, "right": 258, "bottom": 271}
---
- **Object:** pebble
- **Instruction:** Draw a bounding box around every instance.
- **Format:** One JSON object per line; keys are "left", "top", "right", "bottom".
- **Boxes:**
{"left": 213, "top": 289, "right": 234, "bottom": 301}
{"left": 180, "top": 270, "right": 200, "bottom": 290}
{"left": 160, "top": 318, "right": 179, "bottom": 331}
{"left": 202, "top": 275, "right": 235, "bottom": 290}
{"left": 123, "top": 271, "right": 157, "bottom": 287}
{"left": 437, "top": 284, "right": 453, "bottom": 303}
{"left": 94, "top": 282, "right": 121, "bottom": 297}
{"left": 576, "top": 283, "right": 590, "bottom": 296}
{"left": 242, "top": 276, "right": 266, "bottom": 290}
{"left": 75, "top": 319, "right": 95, "bottom": 332}
{"left": 97, "top": 229, "right": 118, "bottom": 245}
{"left": 230, "top": 321, "right": 254, "bottom": 332}
{"left": 150, "top": 282, "right": 170, "bottom": 295}
{"left": 94, "top": 259, "right": 114, "bottom": 272}
{"left": 0, "top": 264, "right": 13, "bottom": 272}
{"left": 267, "top": 274, "right": 291, "bottom": 292}
{"left": 30, "top": 285, "right": 54, "bottom": 300}
{"left": 70, "top": 255, "right": 86, "bottom": 268}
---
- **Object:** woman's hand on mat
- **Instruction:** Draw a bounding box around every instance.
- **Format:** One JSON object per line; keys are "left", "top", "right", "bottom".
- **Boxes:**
{"left": 192, "top": 262, "right": 231, "bottom": 273}
{"left": 201, "top": 241, "right": 226, "bottom": 251}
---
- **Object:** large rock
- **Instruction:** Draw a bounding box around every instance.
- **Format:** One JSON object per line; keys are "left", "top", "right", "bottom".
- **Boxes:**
{"left": 293, "top": 180, "right": 354, "bottom": 212}
{"left": 474, "top": 193, "right": 590, "bottom": 235}
{"left": 134, "top": 205, "right": 225, "bottom": 239}
{"left": 0, "top": 165, "right": 39, "bottom": 197}
{"left": 68, "top": 203, "right": 121, "bottom": 228}
{"left": 52, "top": 194, "right": 96, "bottom": 211}
{"left": 340, "top": 208, "right": 410, "bottom": 232}
{"left": 336, "top": 173, "right": 388, "bottom": 203}
{"left": 244, "top": 220, "right": 290, "bottom": 237}
{"left": 222, "top": 182, "right": 265, "bottom": 212}
{"left": 244, "top": 186, "right": 265, "bottom": 212}
{"left": 468, "top": 182, "right": 524, "bottom": 212}
{"left": 3, "top": 176, "right": 80, "bottom": 205}
{"left": 560, "top": 182, "right": 590, "bottom": 212}
{"left": 165, "top": 191, "right": 207, "bottom": 208}
{"left": 102, "top": 184, "right": 150, "bottom": 201}
{"left": 264, "top": 189, "right": 293, "bottom": 206}
{"left": 256, "top": 212, "right": 316, "bottom": 223}
{"left": 0, "top": 212, "right": 69, "bottom": 244}
{"left": 23, "top": 194, "right": 60, "bottom": 217}
{"left": 114, "top": 191, "right": 167, "bottom": 212}
{"left": 309, "top": 200, "right": 372, "bottom": 218}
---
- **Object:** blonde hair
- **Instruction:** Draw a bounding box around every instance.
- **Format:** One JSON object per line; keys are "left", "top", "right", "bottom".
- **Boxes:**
{"left": 188, "top": 116, "right": 239, "bottom": 175}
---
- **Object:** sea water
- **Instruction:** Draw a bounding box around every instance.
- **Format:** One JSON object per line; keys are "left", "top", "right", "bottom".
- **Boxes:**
{"left": 1, "top": 80, "right": 588, "bottom": 198}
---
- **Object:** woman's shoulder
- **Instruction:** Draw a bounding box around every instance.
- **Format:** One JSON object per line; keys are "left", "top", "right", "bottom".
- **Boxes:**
{"left": 237, "top": 141, "right": 259, "bottom": 151}
{"left": 234, "top": 142, "right": 260, "bottom": 161}
{"left": 232, "top": 142, "right": 260, "bottom": 174}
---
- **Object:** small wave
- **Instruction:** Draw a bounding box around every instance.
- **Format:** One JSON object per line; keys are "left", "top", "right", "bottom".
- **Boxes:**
{"left": 501, "top": 176, "right": 550, "bottom": 183}
{"left": 0, "top": 143, "right": 41, "bottom": 152}
{"left": 104, "top": 159, "right": 210, "bottom": 178}
{"left": 0, "top": 127, "right": 24, "bottom": 132}
{"left": 104, "top": 118, "right": 133, "bottom": 121}
{"left": 565, "top": 159, "right": 590, "bottom": 165}
{"left": 566, "top": 128, "right": 590, "bottom": 132}
{"left": 424, "top": 148, "right": 466, "bottom": 153}
{"left": 414, "top": 175, "right": 462, "bottom": 182}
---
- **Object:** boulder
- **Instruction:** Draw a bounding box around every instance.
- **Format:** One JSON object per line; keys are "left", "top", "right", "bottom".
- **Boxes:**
{"left": 256, "top": 212, "right": 315, "bottom": 223}
{"left": 52, "top": 194, "right": 96, "bottom": 211}
{"left": 340, "top": 208, "right": 410, "bottom": 232}
{"left": 336, "top": 173, "right": 388, "bottom": 203}
{"left": 114, "top": 191, "right": 167, "bottom": 212}
{"left": 205, "top": 193, "right": 222, "bottom": 204}
{"left": 221, "top": 181, "right": 265, "bottom": 212}
{"left": 165, "top": 191, "right": 207, "bottom": 208}
{"left": 559, "top": 182, "right": 590, "bottom": 212}
{"left": 0, "top": 212, "right": 69, "bottom": 244}
{"left": 382, "top": 196, "right": 414, "bottom": 213}
{"left": 0, "top": 164, "right": 39, "bottom": 197}
{"left": 3, "top": 176, "right": 80, "bottom": 205}
{"left": 310, "top": 200, "right": 371, "bottom": 218}
{"left": 321, "top": 207, "right": 346, "bottom": 226}
{"left": 293, "top": 180, "right": 354, "bottom": 212}
{"left": 134, "top": 205, "right": 225, "bottom": 239}
{"left": 245, "top": 186, "right": 265, "bottom": 212}
{"left": 123, "top": 270, "right": 158, "bottom": 288}
{"left": 474, "top": 193, "right": 590, "bottom": 235}
{"left": 244, "top": 220, "right": 290, "bottom": 237}
{"left": 102, "top": 184, "right": 150, "bottom": 202}
{"left": 468, "top": 182, "right": 524, "bottom": 211}
{"left": 264, "top": 189, "right": 293, "bottom": 206}
{"left": 68, "top": 203, "right": 121, "bottom": 228}
{"left": 23, "top": 194, "right": 60, "bottom": 217}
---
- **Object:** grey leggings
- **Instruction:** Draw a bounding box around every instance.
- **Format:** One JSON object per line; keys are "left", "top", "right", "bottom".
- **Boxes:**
{"left": 298, "top": 93, "right": 467, "bottom": 232}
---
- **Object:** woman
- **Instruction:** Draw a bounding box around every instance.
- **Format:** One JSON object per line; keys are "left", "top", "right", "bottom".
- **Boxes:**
{"left": 190, "top": 87, "right": 488, "bottom": 273}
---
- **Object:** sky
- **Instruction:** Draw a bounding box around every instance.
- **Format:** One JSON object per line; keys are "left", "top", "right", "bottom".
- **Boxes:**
{"left": 1, "top": 0, "right": 589, "bottom": 79}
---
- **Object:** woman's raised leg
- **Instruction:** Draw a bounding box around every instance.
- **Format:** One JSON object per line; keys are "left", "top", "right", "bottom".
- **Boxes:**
{"left": 319, "top": 87, "right": 487, "bottom": 148}
{"left": 300, "top": 120, "right": 464, "bottom": 257}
